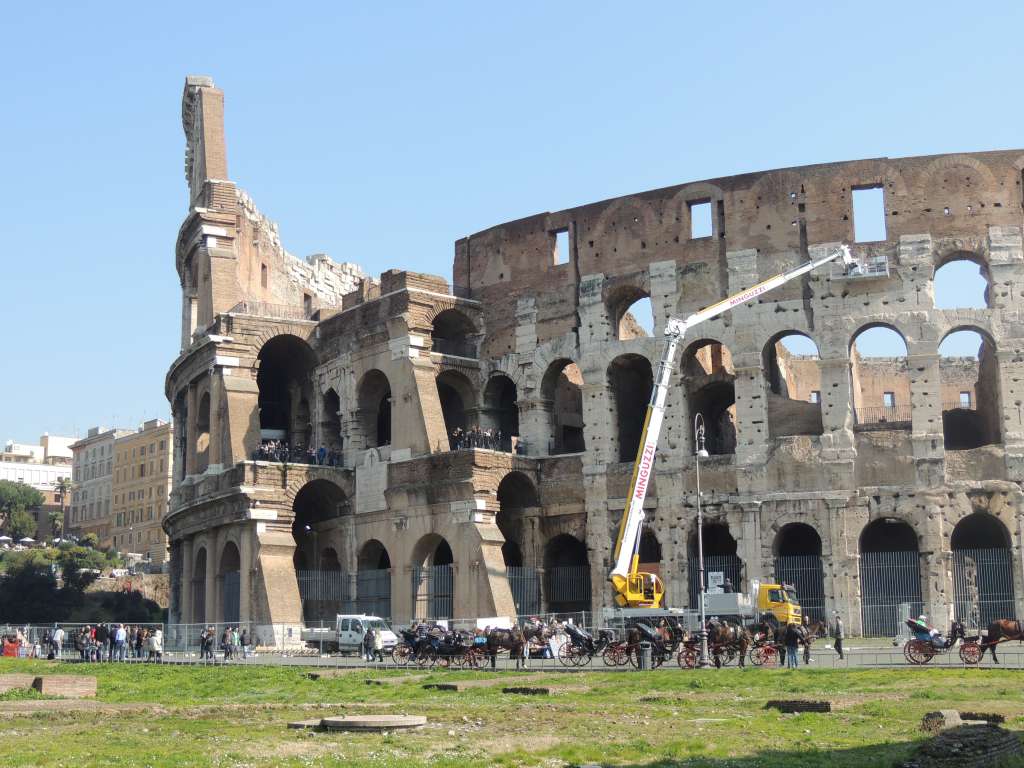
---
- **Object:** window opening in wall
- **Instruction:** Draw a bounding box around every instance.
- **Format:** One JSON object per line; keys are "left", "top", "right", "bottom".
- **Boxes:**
{"left": 689, "top": 200, "right": 712, "bottom": 239}
{"left": 608, "top": 354, "right": 653, "bottom": 462}
{"left": 553, "top": 229, "right": 570, "bottom": 265}
{"left": 934, "top": 258, "right": 990, "bottom": 309}
{"left": 852, "top": 186, "right": 886, "bottom": 242}
{"left": 260, "top": 263, "right": 268, "bottom": 289}
{"left": 809, "top": 391, "right": 820, "bottom": 403}
{"left": 939, "top": 329, "right": 1000, "bottom": 450}
{"left": 303, "top": 293, "right": 313, "bottom": 318}
{"left": 850, "top": 325, "right": 910, "bottom": 428}
{"left": 542, "top": 359, "right": 585, "bottom": 455}
{"left": 682, "top": 340, "right": 736, "bottom": 455}
{"left": 763, "top": 332, "right": 823, "bottom": 438}
{"left": 618, "top": 296, "right": 654, "bottom": 339}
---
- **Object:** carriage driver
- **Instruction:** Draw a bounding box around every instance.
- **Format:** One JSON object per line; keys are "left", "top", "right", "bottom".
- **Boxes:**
{"left": 911, "top": 615, "right": 947, "bottom": 649}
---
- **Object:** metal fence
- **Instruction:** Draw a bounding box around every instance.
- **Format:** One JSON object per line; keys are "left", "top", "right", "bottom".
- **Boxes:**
{"left": 412, "top": 565, "right": 454, "bottom": 620}
{"left": 687, "top": 555, "right": 742, "bottom": 609}
{"left": 356, "top": 569, "right": 391, "bottom": 619}
{"left": 860, "top": 550, "right": 923, "bottom": 636}
{"left": 506, "top": 566, "right": 541, "bottom": 616}
{"left": 952, "top": 547, "right": 1015, "bottom": 629}
{"left": 223, "top": 571, "right": 240, "bottom": 624}
{"left": 297, "top": 569, "right": 352, "bottom": 620}
{"left": 544, "top": 566, "right": 591, "bottom": 614}
{"left": 854, "top": 404, "right": 912, "bottom": 427}
{"left": 774, "top": 555, "right": 826, "bottom": 624}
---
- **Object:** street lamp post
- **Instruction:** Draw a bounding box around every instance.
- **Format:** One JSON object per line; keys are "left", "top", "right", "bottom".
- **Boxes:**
{"left": 694, "top": 413, "right": 711, "bottom": 668}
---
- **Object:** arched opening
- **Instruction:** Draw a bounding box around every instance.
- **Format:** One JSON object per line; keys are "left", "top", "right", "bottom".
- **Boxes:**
{"left": 256, "top": 334, "right": 317, "bottom": 449}
{"left": 356, "top": 539, "right": 392, "bottom": 619}
{"left": 320, "top": 388, "right": 343, "bottom": 458}
{"left": 411, "top": 534, "right": 454, "bottom": 620}
{"left": 543, "top": 534, "right": 591, "bottom": 615}
{"left": 607, "top": 354, "right": 653, "bottom": 462}
{"left": 772, "top": 523, "right": 825, "bottom": 623}
{"left": 497, "top": 472, "right": 540, "bottom": 614}
{"left": 850, "top": 325, "right": 911, "bottom": 428}
{"left": 195, "top": 393, "right": 211, "bottom": 473}
{"left": 482, "top": 374, "right": 519, "bottom": 449}
{"left": 688, "top": 523, "right": 741, "bottom": 608}
{"left": 763, "top": 333, "right": 823, "bottom": 438}
{"left": 321, "top": 547, "right": 341, "bottom": 571}
{"left": 610, "top": 287, "right": 654, "bottom": 340}
{"left": 431, "top": 309, "right": 477, "bottom": 358}
{"left": 638, "top": 527, "right": 662, "bottom": 592}
{"left": 541, "top": 359, "right": 585, "bottom": 455}
{"left": 357, "top": 370, "right": 391, "bottom": 448}
{"left": 859, "top": 518, "right": 922, "bottom": 636}
{"left": 436, "top": 370, "right": 476, "bottom": 439}
{"left": 951, "top": 513, "right": 1014, "bottom": 628}
{"left": 292, "top": 479, "right": 350, "bottom": 622}
{"left": 191, "top": 547, "right": 207, "bottom": 624}
{"left": 219, "top": 541, "right": 240, "bottom": 624}
{"left": 934, "top": 256, "right": 990, "bottom": 309}
{"left": 682, "top": 340, "right": 736, "bottom": 455}
{"left": 939, "top": 329, "right": 1001, "bottom": 450}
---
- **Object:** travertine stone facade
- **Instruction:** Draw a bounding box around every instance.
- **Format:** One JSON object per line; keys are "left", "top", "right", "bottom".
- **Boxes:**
{"left": 165, "top": 76, "right": 1024, "bottom": 635}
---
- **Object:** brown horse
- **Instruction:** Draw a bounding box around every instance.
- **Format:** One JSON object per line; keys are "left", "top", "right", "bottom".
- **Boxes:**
{"left": 486, "top": 621, "right": 550, "bottom": 669}
{"left": 706, "top": 620, "right": 750, "bottom": 668}
{"left": 982, "top": 619, "right": 1024, "bottom": 663}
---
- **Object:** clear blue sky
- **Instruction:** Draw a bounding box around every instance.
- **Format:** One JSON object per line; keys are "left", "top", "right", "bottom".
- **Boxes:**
{"left": 0, "top": 1, "right": 1016, "bottom": 442}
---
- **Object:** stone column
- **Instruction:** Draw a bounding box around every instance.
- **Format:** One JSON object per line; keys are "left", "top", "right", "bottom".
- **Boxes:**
{"left": 908, "top": 349, "right": 944, "bottom": 487}
{"left": 518, "top": 398, "right": 553, "bottom": 457}
{"left": 186, "top": 382, "right": 198, "bottom": 478}
{"left": 239, "top": 523, "right": 253, "bottom": 623}
{"left": 204, "top": 530, "right": 217, "bottom": 624}
{"left": 817, "top": 356, "right": 856, "bottom": 461}
{"left": 179, "top": 536, "right": 193, "bottom": 627}
{"left": 208, "top": 370, "right": 223, "bottom": 469}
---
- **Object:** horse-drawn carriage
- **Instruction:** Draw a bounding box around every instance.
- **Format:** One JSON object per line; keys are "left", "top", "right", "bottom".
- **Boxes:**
{"left": 902, "top": 619, "right": 982, "bottom": 665}
{"left": 391, "top": 628, "right": 486, "bottom": 668}
{"left": 556, "top": 623, "right": 616, "bottom": 667}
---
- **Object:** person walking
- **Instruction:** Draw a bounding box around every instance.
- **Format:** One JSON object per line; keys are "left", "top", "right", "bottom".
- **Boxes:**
{"left": 362, "top": 628, "right": 374, "bottom": 662}
{"left": 221, "top": 627, "right": 233, "bottom": 661}
{"left": 240, "top": 628, "right": 251, "bottom": 659}
{"left": 373, "top": 628, "right": 384, "bottom": 662}
{"left": 51, "top": 625, "right": 64, "bottom": 659}
{"left": 784, "top": 623, "right": 801, "bottom": 669}
{"left": 833, "top": 612, "right": 845, "bottom": 660}
{"left": 802, "top": 615, "right": 812, "bottom": 665}
{"left": 95, "top": 624, "right": 109, "bottom": 662}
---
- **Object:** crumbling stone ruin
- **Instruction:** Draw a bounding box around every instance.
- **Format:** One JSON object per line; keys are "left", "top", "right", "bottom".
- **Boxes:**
{"left": 165, "top": 76, "right": 1024, "bottom": 634}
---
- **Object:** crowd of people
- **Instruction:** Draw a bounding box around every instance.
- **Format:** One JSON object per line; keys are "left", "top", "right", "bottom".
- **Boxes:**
{"left": 449, "top": 426, "right": 514, "bottom": 452}
{"left": 253, "top": 441, "right": 343, "bottom": 466}
{"left": 72, "top": 624, "right": 163, "bottom": 662}
{"left": 198, "top": 625, "right": 251, "bottom": 661}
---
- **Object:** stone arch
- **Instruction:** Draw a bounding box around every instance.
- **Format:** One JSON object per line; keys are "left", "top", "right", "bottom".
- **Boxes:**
{"left": 357, "top": 369, "right": 391, "bottom": 448}
{"left": 411, "top": 533, "right": 454, "bottom": 620}
{"left": 356, "top": 539, "right": 392, "bottom": 618}
{"left": 951, "top": 513, "right": 1015, "bottom": 628}
{"left": 939, "top": 327, "right": 1001, "bottom": 450}
{"left": 772, "top": 523, "right": 825, "bottom": 622}
{"left": 933, "top": 251, "right": 992, "bottom": 309}
{"left": 431, "top": 308, "right": 478, "bottom": 358}
{"left": 543, "top": 533, "right": 591, "bottom": 614}
{"left": 605, "top": 280, "right": 654, "bottom": 340}
{"left": 762, "top": 331, "right": 823, "bottom": 438}
{"left": 436, "top": 369, "right": 477, "bottom": 436}
{"left": 540, "top": 358, "right": 586, "bottom": 454}
{"left": 191, "top": 545, "right": 207, "bottom": 624}
{"left": 859, "top": 517, "right": 923, "bottom": 636}
{"left": 292, "top": 478, "right": 350, "bottom": 622}
{"left": 218, "top": 540, "right": 241, "bottom": 624}
{"left": 681, "top": 339, "right": 736, "bottom": 455}
{"left": 195, "top": 391, "right": 211, "bottom": 473}
{"left": 496, "top": 472, "right": 539, "bottom": 568}
{"left": 256, "top": 334, "right": 317, "bottom": 449}
{"left": 607, "top": 353, "right": 653, "bottom": 462}
{"left": 850, "top": 323, "right": 911, "bottom": 428}
{"left": 688, "top": 521, "right": 741, "bottom": 606}
{"left": 482, "top": 373, "right": 519, "bottom": 443}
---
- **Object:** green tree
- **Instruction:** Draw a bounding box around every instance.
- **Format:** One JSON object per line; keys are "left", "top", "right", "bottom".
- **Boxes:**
{"left": 80, "top": 532, "right": 99, "bottom": 549}
{"left": 5, "top": 508, "right": 37, "bottom": 541}
{"left": 48, "top": 509, "right": 63, "bottom": 538}
{"left": 0, "top": 554, "right": 65, "bottom": 623}
{"left": 0, "top": 480, "right": 44, "bottom": 527}
{"left": 57, "top": 546, "right": 107, "bottom": 592}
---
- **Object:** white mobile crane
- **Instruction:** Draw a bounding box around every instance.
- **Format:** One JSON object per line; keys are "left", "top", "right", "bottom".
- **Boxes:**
{"left": 610, "top": 244, "right": 859, "bottom": 607}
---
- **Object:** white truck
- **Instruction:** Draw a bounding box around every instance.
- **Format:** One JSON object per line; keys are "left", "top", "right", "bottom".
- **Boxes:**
{"left": 300, "top": 614, "right": 398, "bottom": 653}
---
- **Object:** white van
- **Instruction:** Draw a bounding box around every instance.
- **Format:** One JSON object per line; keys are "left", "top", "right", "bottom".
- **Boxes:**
{"left": 300, "top": 615, "right": 397, "bottom": 653}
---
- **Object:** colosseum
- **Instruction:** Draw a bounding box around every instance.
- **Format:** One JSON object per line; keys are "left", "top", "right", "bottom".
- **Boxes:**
{"left": 165, "top": 75, "right": 1024, "bottom": 637}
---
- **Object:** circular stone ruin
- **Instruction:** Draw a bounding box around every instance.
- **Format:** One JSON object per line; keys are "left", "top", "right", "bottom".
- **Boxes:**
{"left": 320, "top": 715, "right": 427, "bottom": 732}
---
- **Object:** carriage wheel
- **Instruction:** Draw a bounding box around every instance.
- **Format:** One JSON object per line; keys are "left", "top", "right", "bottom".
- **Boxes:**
{"left": 721, "top": 646, "right": 738, "bottom": 666}
{"left": 904, "top": 640, "right": 932, "bottom": 665}
{"left": 602, "top": 643, "right": 624, "bottom": 666}
{"left": 750, "top": 645, "right": 776, "bottom": 667}
{"left": 575, "top": 648, "right": 593, "bottom": 667}
{"left": 557, "top": 642, "right": 579, "bottom": 667}
{"left": 391, "top": 644, "right": 412, "bottom": 666}
{"left": 959, "top": 641, "right": 982, "bottom": 665}
{"left": 678, "top": 647, "right": 698, "bottom": 669}
{"left": 415, "top": 646, "right": 437, "bottom": 668}
{"left": 626, "top": 643, "right": 640, "bottom": 668}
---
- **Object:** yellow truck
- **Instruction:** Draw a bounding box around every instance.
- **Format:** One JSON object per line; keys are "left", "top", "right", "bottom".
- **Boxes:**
{"left": 703, "top": 580, "right": 802, "bottom": 627}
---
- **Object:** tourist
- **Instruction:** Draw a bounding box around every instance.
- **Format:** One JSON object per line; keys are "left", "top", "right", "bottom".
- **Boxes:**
{"left": 373, "top": 627, "right": 384, "bottom": 662}
{"left": 135, "top": 626, "right": 145, "bottom": 659}
{"left": 95, "top": 623, "right": 109, "bottom": 661}
{"left": 51, "top": 625, "right": 64, "bottom": 659}
{"left": 147, "top": 628, "right": 163, "bottom": 662}
{"left": 240, "top": 628, "right": 251, "bottom": 659}
{"left": 221, "top": 626, "right": 234, "bottom": 660}
{"left": 802, "top": 615, "right": 812, "bottom": 665}
{"left": 784, "top": 623, "right": 801, "bottom": 669}
{"left": 833, "top": 612, "right": 845, "bottom": 660}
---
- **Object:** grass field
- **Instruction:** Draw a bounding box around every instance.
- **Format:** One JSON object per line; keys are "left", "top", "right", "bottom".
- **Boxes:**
{"left": 0, "top": 658, "right": 1022, "bottom": 767}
